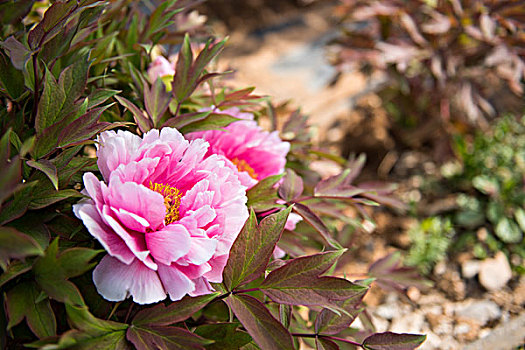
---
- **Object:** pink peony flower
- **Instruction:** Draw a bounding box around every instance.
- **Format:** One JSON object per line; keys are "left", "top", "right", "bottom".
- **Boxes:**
{"left": 186, "top": 107, "right": 300, "bottom": 257}
{"left": 73, "top": 128, "right": 248, "bottom": 304}
{"left": 186, "top": 107, "right": 290, "bottom": 189}
{"left": 147, "top": 56, "right": 175, "bottom": 83}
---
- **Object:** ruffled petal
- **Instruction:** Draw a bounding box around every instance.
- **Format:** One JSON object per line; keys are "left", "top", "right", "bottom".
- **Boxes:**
{"left": 157, "top": 264, "right": 195, "bottom": 301}
{"left": 73, "top": 201, "right": 135, "bottom": 265}
{"left": 93, "top": 255, "right": 166, "bottom": 304}
{"left": 146, "top": 224, "right": 191, "bottom": 265}
{"left": 97, "top": 130, "right": 141, "bottom": 182}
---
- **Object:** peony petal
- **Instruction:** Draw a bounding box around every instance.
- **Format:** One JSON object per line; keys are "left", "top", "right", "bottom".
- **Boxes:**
{"left": 188, "top": 277, "right": 213, "bottom": 297}
{"left": 106, "top": 177, "right": 166, "bottom": 232}
{"left": 101, "top": 205, "right": 157, "bottom": 270}
{"left": 97, "top": 130, "right": 141, "bottom": 182}
{"left": 185, "top": 236, "right": 218, "bottom": 265}
{"left": 157, "top": 264, "right": 195, "bottom": 301}
{"left": 203, "top": 254, "right": 228, "bottom": 283}
{"left": 93, "top": 255, "right": 166, "bottom": 304}
{"left": 146, "top": 224, "right": 191, "bottom": 265}
{"left": 73, "top": 202, "right": 135, "bottom": 265}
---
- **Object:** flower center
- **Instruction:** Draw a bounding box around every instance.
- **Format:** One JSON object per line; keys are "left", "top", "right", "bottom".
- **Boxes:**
{"left": 231, "top": 157, "right": 258, "bottom": 180}
{"left": 149, "top": 181, "right": 182, "bottom": 225}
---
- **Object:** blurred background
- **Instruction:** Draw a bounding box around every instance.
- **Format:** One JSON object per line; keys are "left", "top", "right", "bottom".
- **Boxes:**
{"left": 195, "top": 1, "right": 525, "bottom": 349}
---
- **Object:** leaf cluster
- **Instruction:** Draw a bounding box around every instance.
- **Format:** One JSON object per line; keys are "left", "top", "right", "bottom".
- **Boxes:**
{"left": 330, "top": 0, "right": 524, "bottom": 149}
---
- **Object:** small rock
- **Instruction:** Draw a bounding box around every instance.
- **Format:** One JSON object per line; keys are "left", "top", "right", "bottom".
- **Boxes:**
{"left": 375, "top": 303, "right": 400, "bottom": 320}
{"left": 371, "top": 314, "right": 390, "bottom": 333}
{"left": 454, "top": 317, "right": 481, "bottom": 342}
{"left": 433, "top": 260, "right": 447, "bottom": 275}
{"left": 479, "top": 251, "right": 512, "bottom": 291}
{"left": 455, "top": 300, "right": 501, "bottom": 326}
{"left": 461, "top": 260, "right": 481, "bottom": 278}
{"left": 426, "top": 313, "right": 453, "bottom": 335}
{"left": 512, "top": 276, "right": 525, "bottom": 306}
{"left": 407, "top": 286, "right": 421, "bottom": 302}
{"left": 390, "top": 311, "right": 425, "bottom": 333}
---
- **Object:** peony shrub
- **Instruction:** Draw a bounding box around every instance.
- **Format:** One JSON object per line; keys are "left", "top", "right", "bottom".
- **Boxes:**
{"left": 0, "top": 1, "right": 426, "bottom": 349}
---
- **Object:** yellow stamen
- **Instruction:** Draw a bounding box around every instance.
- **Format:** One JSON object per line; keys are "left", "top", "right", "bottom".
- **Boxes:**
{"left": 231, "top": 157, "right": 258, "bottom": 180}
{"left": 149, "top": 181, "right": 182, "bottom": 225}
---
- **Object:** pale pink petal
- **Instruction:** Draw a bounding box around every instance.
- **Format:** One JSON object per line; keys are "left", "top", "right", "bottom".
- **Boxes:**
{"left": 146, "top": 224, "right": 191, "bottom": 265}
{"left": 185, "top": 237, "right": 218, "bottom": 265}
{"left": 157, "top": 264, "right": 195, "bottom": 301}
{"left": 101, "top": 205, "right": 157, "bottom": 270}
{"left": 285, "top": 212, "right": 302, "bottom": 231}
{"left": 97, "top": 130, "right": 141, "bottom": 182}
{"left": 74, "top": 202, "right": 135, "bottom": 265}
{"left": 273, "top": 246, "right": 286, "bottom": 259}
{"left": 106, "top": 178, "right": 165, "bottom": 232}
{"left": 203, "top": 254, "right": 229, "bottom": 283}
{"left": 93, "top": 255, "right": 166, "bottom": 304}
{"left": 147, "top": 56, "right": 175, "bottom": 83}
{"left": 188, "top": 277, "right": 213, "bottom": 296}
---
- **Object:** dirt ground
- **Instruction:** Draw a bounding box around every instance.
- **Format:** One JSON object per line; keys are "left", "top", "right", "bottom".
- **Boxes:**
{"left": 202, "top": 1, "right": 525, "bottom": 349}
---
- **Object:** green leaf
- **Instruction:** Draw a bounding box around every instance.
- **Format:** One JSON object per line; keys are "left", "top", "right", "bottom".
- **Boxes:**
{"left": 226, "top": 294, "right": 294, "bottom": 350}
{"left": 315, "top": 337, "right": 339, "bottom": 350}
{"left": 127, "top": 325, "right": 211, "bottom": 350}
{"left": 362, "top": 332, "right": 426, "bottom": 350}
{"left": 0, "top": 225, "right": 43, "bottom": 261}
{"left": 0, "top": 0, "right": 34, "bottom": 26}
{"left": 178, "top": 113, "right": 239, "bottom": 134}
{"left": 6, "top": 281, "right": 56, "bottom": 338}
{"left": 495, "top": 218, "right": 522, "bottom": 243}
{"left": 29, "top": 188, "right": 82, "bottom": 210}
{"left": 315, "top": 304, "right": 364, "bottom": 335}
{"left": 27, "top": 159, "right": 58, "bottom": 190}
{"left": 223, "top": 207, "right": 292, "bottom": 290}
{"left": 0, "top": 260, "right": 32, "bottom": 288}
{"left": 28, "top": 0, "right": 76, "bottom": 49}
{"left": 132, "top": 292, "right": 220, "bottom": 327}
{"left": 87, "top": 89, "right": 121, "bottom": 109}
{"left": 246, "top": 173, "right": 285, "bottom": 212}
{"left": 171, "top": 35, "right": 226, "bottom": 103}
{"left": 59, "top": 55, "right": 90, "bottom": 108}
{"left": 115, "top": 95, "right": 152, "bottom": 133}
{"left": 278, "top": 169, "right": 303, "bottom": 202}
{"left": 194, "top": 323, "right": 252, "bottom": 350}
{"left": 66, "top": 304, "right": 128, "bottom": 335}
{"left": 35, "top": 67, "right": 67, "bottom": 134}
{"left": 292, "top": 203, "right": 342, "bottom": 249}
{"left": 33, "top": 239, "right": 85, "bottom": 306}
{"left": 144, "top": 78, "right": 171, "bottom": 127}
{"left": 54, "top": 304, "right": 130, "bottom": 350}
{"left": 0, "top": 36, "right": 31, "bottom": 70}
{"left": 57, "top": 248, "right": 102, "bottom": 278}
{"left": 0, "top": 51, "right": 25, "bottom": 99}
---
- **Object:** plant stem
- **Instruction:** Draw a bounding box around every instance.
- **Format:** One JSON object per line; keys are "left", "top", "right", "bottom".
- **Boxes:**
{"left": 324, "top": 335, "right": 363, "bottom": 347}
{"left": 31, "top": 54, "right": 39, "bottom": 124}
{"left": 124, "top": 303, "right": 134, "bottom": 323}
{"left": 107, "top": 301, "right": 121, "bottom": 320}
{"left": 232, "top": 288, "right": 260, "bottom": 294}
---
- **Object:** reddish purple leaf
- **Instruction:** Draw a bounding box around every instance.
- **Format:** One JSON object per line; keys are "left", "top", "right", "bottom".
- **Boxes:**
{"left": 226, "top": 294, "right": 294, "bottom": 350}
{"left": 115, "top": 95, "right": 152, "bottom": 133}
{"left": 260, "top": 251, "right": 367, "bottom": 308}
{"left": 279, "top": 169, "right": 304, "bottom": 202}
{"left": 362, "top": 332, "right": 426, "bottom": 350}
{"left": 292, "top": 203, "right": 342, "bottom": 249}
{"left": 223, "top": 207, "right": 292, "bottom": 290}
{"left": 316, "top": 337, "right": 339, "bottom": 350}
{"left": 144, "top": 78, "right": 170, "bottom": 128}
{"left": 127, "top": 325, "right": 210, "bottom": 350}
{"left": 368, "top": 252, "right": 431, "bottom": 292}
{"left": 132, "top": 293, "right": 220, "bottom": 326}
